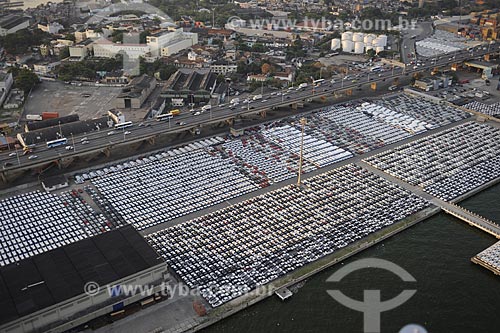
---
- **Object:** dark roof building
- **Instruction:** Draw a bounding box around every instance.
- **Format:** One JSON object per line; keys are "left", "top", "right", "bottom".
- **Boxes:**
{"left": 0, "top": 226, "right": 168, "bottom": 332}
{"left": 161, "top": 69, "right": 218, "bottom": 105}
{"left": 114, "top": 74, "right": 157, "bottom": 109}
{"left": 25, "top": 114, "right": 80, "bottom": 132}
{"left": 17, "top": 117, "right": 112, "bottom": 147}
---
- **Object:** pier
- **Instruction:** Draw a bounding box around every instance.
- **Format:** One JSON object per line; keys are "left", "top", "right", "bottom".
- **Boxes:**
{"left": 438, "top": 201, "right": 500, "bottom": 239}
{"left": 471, "top": 241, "right": 500, "bottom": 276}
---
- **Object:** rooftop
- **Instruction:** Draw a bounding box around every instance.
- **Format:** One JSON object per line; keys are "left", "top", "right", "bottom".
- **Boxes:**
{"left": 0, "top": 225, "right": 163, "bottom": 327}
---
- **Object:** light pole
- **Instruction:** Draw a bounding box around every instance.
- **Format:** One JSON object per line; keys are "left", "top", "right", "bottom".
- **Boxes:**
{"left": 71, "top": 133, "right": 76, "bottom": 152}
{"left": 297, "top": 117, "right": 307, "bottom": 186}
{"left": 14, "top": 146, "right": 20, "bottom": 166}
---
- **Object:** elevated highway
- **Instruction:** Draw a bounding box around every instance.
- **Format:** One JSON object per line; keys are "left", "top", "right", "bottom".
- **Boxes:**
{"left": 1, "top": 42, "right": 499, "bottom": 181}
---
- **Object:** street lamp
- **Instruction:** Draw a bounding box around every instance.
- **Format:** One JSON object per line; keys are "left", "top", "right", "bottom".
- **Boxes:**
{"left": 297, "top": 117, "right": 307, "bottom": 186}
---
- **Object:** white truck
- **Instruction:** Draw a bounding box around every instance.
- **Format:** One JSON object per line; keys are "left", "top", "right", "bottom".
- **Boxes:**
{"left": 297, "top": 83, "right": 308, "bottom": 89}
{"left": 252, "top": 94, "right": 263, "bottom": 100}
{"left": 201, "top": 104, "right": 212, "bottom": 112}
{"left": 230, "top": 98, "right": 240, "bottom": 104}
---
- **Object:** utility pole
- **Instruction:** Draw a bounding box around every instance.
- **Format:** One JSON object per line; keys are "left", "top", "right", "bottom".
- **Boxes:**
{"left": 297, "top": 117, "right": 307, "bottom": 186}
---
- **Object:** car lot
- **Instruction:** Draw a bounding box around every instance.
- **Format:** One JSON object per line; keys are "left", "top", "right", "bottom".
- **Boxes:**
{"left": 364, "top": 122, "right": 500, "bottom": 201}
{"left": 147, "top": 164, "right": 430, "bottom": 308}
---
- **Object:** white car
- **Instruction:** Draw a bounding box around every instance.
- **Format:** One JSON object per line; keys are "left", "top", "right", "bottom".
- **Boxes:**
{"left": 107, "top": 131, "right": 115, "bottom": 136}
{"left": 8, "top": 152, "right": 16, "bottom": 157}
{"left": 65, "top": 146, "right": 74, "bottom": 150}
{"left": 80, "top": 137, "right": 88, "bottom": 141}
{"left": 81, "top": 140, "right": 89, "bottom": 145}
{"left": 28, "top": 155, "right": 38, "bottom": 160}
{"left": 124, "top": 131, "right": 131, "bottom": 135}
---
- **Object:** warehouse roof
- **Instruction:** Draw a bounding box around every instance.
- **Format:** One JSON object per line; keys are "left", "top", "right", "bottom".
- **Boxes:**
{"left": 19, "top": 116, "right": 111, "bottom": 146}
{"left": 0, "top": 225, "right": 163, "bottom": 326}
{"left": 25, "top": 115, "right": 80, "bottom": 132}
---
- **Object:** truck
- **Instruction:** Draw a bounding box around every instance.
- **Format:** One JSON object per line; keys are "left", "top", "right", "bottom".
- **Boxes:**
{"left": 298, "top": 83, "right": 308, "bottom": 89}
{"left": 201, "top": 104, "right": 212, "bottom": 112}
{"left": 169, "top": 109, "right": 181, "bottom": 116}
{"left": 26, "top": 114, "right": 43, "bottom": 121}
{"left": 252, "top": 94, "right": 263, "bottom": 101}
{"left": 230, "top": 98, "right": 240, "bottom": 104}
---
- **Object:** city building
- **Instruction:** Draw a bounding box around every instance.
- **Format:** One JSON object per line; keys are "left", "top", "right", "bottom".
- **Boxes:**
{"left": 115, "top": 75, "right": 157, "bottom": 109}
{"left": 41, "top": 175, "right": 69, "bottom": 192}
{"left": 17, "top": 117, "right": 113, "bottom": 147}
{"left": 25, "top": 115, "right": 80, "bottom": 133}
{"left": 0, "top": 71, "right": 13, "bottom": 108}
{"left": 0, "top": 226, "right": 168, "bottom": 333}
{"left": 0, "top": 14, "right": 29, "bottom": 36}
{"left": 37, "top": 22, "right": 64, "bottom": 35}
{"left": 210, "top": 61, "right": 238, "bottom": 75}
{"left": 161, "top": 69, "right": 219, "bottom": 106}
{"left": 147, "top": 28, "right": 198, "bottom": 57}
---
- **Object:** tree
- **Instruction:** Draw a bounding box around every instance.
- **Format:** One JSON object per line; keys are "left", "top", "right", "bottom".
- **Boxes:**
{"left": 261, "top": 63, "right": 275, "bottom": 75}
{"left": 366, "top": 49, "right": 376, "bottom": 58}
{"left": 14, "top": 69, "right": 39, "bottom": 94}
{"left": 59, "top": 47, "right": 70, "bottom": 60}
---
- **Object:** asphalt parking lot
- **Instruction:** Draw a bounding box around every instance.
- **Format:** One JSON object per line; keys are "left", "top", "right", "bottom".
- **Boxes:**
{"left": 24, "top": 81, "right": 121, "bottom": 120}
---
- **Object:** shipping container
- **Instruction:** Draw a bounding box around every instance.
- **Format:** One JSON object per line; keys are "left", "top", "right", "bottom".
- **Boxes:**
{"left": 26, "top": 114, "right": 43, "bottom": 121}
{"left": 41, "top": 112, "right": 59, "bottom": 120}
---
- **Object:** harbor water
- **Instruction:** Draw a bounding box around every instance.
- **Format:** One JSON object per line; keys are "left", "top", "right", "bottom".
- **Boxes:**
{"left": 203, "top": 183, "right": 500, "bottom": 333}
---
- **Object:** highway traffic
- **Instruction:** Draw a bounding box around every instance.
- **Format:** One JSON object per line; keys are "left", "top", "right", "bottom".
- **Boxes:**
{"left": 1, "top": 41, "right": 498, "bottom": 172}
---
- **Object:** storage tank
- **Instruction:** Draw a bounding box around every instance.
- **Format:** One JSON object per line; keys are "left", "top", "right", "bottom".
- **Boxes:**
{"left": 331, "top": 38, "right": 341, "bottom": 50}
{"left": 364, "top": 34, "right": 375, "bottom": 45}
{"left": 378, "top": 34, "right": 388, "bottom": 47}
{"left": 354, "top": 41, "right": 364, "bottom": 54}
{"left": 353, "top": 32, "right": 364, "bottom": 42}
{"left": 341, "top": 40, "right": 354, "bottom": 53}
{"left": 341, "top": 31, "right": 353, "bottom": 41}
{"left": 372, "top": 37, "right": 384, "bottom": 48}
{"left": 375, "top": 46, "right": 384, "bottom": 54}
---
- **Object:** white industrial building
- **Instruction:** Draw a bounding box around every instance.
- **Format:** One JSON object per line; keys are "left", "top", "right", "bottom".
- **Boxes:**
{"left": 147, "top": 28, "right": 198, "bottom": 57}
{"left": 92, "top": 28, "right": 198, "bottom": 59}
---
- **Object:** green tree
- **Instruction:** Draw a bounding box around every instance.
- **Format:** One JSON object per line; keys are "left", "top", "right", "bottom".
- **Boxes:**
{"left": 14, "top": 69, "right": 39, "bottom": 94}
{"left": 59, "top": 47, "right": 70, "bottom": 60}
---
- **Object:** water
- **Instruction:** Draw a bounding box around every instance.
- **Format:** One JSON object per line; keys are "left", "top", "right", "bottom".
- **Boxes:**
{"left": 204, "top": 184, "right": 500, "bottom": 333}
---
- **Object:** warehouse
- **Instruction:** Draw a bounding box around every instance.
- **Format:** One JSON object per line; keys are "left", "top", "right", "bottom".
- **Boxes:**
{"left": 160, "top": 69, "right": 219, "bottom": 106}
{"left": 24, "top": 114, "right": 80, "bottom": 132}
{"left": 0, "top": 226, "right": 168, "bottom": 333}
{"left": 17, "top": 117, "right": 113, "bottom": 147}
{"left": 114, "top": 74, "right": 157, "bottom": 109}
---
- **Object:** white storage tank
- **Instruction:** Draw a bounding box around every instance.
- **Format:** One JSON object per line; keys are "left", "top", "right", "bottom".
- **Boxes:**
{"left": 341, "top": 31, "right": 353, "bottom": 41}
{"left": 354, "top": 41, "right": 365, "bottom": 54}
{"left": 341, "top": 40, "right": 353, "bottom": 53}
{"left": 364, "top": 34, "right": 375, "bottom": 45}
{"left": 378, "top": 34, "right": 388, "bottom": 47}
{"left": 375, "top": 46, "right": 385, "bottom": 54}
{"left": 331, "top": 38, "right": 341, "bottom": 50}
{"left": 353, "top": 32, "right": 364, "bottom": 42}
{"left": 372, "top": 37, "right": 384, "bottom": 47}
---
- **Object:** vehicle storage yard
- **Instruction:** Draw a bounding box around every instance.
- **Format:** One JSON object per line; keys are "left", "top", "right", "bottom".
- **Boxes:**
{"left": 66, "top": 93, "right": 469, "bottom": 231}
{"left": 1, "top": 92, "right": 499, "bottom": 323}
{"left": 364, "top": 122, "right": 500, "bottom": 201}
{"left": 146, "top": 164, "right": 430, "bottom": 307}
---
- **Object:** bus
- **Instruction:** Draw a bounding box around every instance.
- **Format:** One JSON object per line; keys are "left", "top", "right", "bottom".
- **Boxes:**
{"left": 156, "top": 113, "right": 173, "bottom": 121}
{"left": 114, "top": 121, "right": 133, "bottom": 130}
{"left": 313, "top": 79, "right": 325, "bottom": 86}
{"left": 47, "top": 138, "right": 68, "bottom": 148}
